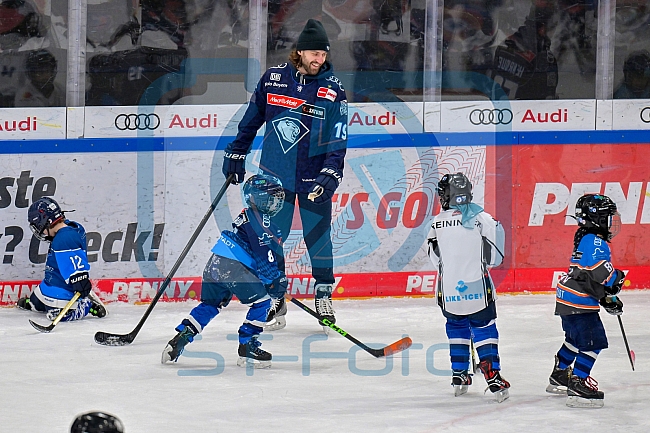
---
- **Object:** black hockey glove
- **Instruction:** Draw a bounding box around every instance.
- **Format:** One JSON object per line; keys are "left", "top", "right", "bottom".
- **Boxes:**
{"left": 70, "top": 272, "right": 92, "bottom": 298}
{"left": 222, "top": 148, "right": 247, "bottom": 184}
{"left": 600, "top": 296, "right": 623, "bottom": 316}
{"left": 266, "top": 274, "right": 288, "bottom": 299}
{"left": 605, "top": 269, "right": 625, "bottom": 296}
{"left": 308, "top": 168, "right": 342, "bottom": 204}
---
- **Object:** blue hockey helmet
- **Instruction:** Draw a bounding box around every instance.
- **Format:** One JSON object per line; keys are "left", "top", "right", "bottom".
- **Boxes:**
{"left": 437, "top": 172, "right": 473, "bottom": 210}
{"left": 70, "top": 411, "right": 124, "bottom": 433}
{"left": 575, "top": 194, "right": 620, "bottom": 241}
{"left": 27, "top": 197, "right": 64, "bottom": 241}
{"left": 243, "top": 174, "right": 285, "bottom": 216}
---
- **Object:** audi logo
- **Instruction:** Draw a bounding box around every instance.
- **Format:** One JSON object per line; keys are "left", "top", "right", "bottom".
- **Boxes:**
{"left": 640, "top": 107, "right": 650, "bottom": 123}
{"left": 114, "top": 113, "right": 161, "bottom": 130}
{"left": 469, "top": 109, "right": 513, "bottom": 125}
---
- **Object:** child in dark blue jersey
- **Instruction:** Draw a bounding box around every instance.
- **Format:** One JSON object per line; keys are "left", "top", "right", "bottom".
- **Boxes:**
{"left": 161, "top": 174, "right": 287, "bottom": 368}
{"left": 548, "top": 194, "right": 626, "bottom": 408}
{"left": 17, "top": 197, "right": 107, "bottom": 321}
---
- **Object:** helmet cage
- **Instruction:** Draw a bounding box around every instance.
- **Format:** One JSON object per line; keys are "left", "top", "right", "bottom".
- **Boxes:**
{"left": 27, "top": 197, "right": 64, "bottom": 242}
{"left": 437, "top": 172, "right": 472, "bottom": 210}
{"left": 243, "top": 174, "right": 285, "bottom": 217}
{"left": 575, "top": 194, "right": 619, "bottom": 240}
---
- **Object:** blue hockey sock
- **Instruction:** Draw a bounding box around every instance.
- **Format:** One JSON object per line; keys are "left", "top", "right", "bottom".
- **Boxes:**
{"left": 238, "top": 298, "right": 271, "bottom": 344}
{"left": 445, "top": 318, "right": 471, "bottom": 372}
{"left": 472, "top": 319, "right": 500, "bottom": 369}
{"left": 178, "top": 302, "right": 220, "bottom": 333}
{"left": 556, "top": 341, "right": 578, "bottom": 370}
{"left": 573, "top": 350, "right": 600, "bottom": 379}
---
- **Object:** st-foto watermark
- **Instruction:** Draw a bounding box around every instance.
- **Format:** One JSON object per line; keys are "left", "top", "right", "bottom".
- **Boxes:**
{"left": 175, "top": 333, "right": 452, "bottom": 377}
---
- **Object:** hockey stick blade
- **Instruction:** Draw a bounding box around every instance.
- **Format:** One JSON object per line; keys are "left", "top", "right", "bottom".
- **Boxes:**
{"left": 381, "top": 336, "right": 413, "bottom": 356}
{"left": 29, "top": 292, "right": 81, "bottom": 334}
{"left": 94, "top": 331, "right": 135, "bottom": 346}
{"left": 287, "top": 294, "right": 412, "bottom": 358}
{"left": 29, "top": 319, "right": 56, "bottom": 333}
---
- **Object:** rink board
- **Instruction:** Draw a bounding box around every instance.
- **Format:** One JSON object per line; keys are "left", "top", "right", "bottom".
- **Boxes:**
{"left": 2, "top": 103, "right": 650, "bottom": 305}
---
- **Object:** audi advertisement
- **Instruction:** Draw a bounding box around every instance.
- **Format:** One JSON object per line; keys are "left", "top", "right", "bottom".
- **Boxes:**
{"left": 440, "top": 99, "right": 596, "bottom": 132}
{"left": 6, "top": 101, "right": 650, "bottom": 140}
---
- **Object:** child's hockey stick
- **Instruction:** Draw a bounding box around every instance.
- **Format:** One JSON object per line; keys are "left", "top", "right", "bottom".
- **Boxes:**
{"left": 470, "top": 338, "right": 478, "bottom": 373}
{"left": 285, "top": 294, "right": 412, "bottom": 358}
{"left": 30, "top": 292, "right": 81, "bottom": 333}
{"left": 617, "top": 315, "right": 635, "bottom": 371}
{"left": 94, "top": 175, "right": 233, "bottom": 346}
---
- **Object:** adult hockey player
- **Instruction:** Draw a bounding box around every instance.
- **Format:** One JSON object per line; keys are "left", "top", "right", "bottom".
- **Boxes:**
{"left": 222, "top": 18, "right": 347, "bottom": 332}
{"left": 548, "top": 194, "right": 625, "bottom": 408}
{"left": 426, "top": 172, "right": 509, "bottom": 402}
{"left": 16, "top": 197, "right": 107, "bottom": 321}
{"left": 162, "top": 174, "right": 287, "bottom": 368}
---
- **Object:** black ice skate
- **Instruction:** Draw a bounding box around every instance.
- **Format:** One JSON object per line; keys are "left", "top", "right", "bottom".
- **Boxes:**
{"left": 566, "top": 375, "right": 604, "bottom": 408}
{"left": 546, "top": 355, "right": 572, "bottom": 395}
{"left": 16, "top": 296, "right": 32, "bottom": 311}
{"left": 237, "top": 337, "right": 272, "bottom": 369}
{"left": 88, "top": 292, "right": 108, "bottom": 318}
{"left": 264, "top": 297, "right": 287, "bottom": 331}
{"left": 479, "top": 360, "right": 510, "bottom": 403}
{"left": 452, "top": 370, "right": 472, "bottom": 397}
{"left": 315, "top": 284, "right": 335, "bottom": 334}
{"left": 161, "top": 325, "right": 197, "bottom": 364}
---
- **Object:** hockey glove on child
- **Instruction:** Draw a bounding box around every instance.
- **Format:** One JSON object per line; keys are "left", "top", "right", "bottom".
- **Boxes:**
{"left": 266, "top": 274, "right": 288, "bottom": 299}
{"left": 222, "top": 148, "right": 247, "bottom": 184}
{"left": 605, "top": 269, "right": 626, "bottom": 296}
{"left": 600, "top": 296, "right": 623, "bottom": 315}
{"left": 70, "top": 272, "right": 92, "bottom": 298}
{"left": 308, "top": 168, "right": 342, "bottom": 204}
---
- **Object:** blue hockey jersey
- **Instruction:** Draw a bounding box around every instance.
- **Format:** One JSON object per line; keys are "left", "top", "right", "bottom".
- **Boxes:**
{"left": 227, "top": 61, "right": 347, "bottom": 192}
{"left": 40, "top": 220, "right": 90, "bottom": 296}
{"left": 210, "top": 208, "right": 285, "bottom": 287}
{"left": 555, "top": 233, "right": 619, "bottom": 315}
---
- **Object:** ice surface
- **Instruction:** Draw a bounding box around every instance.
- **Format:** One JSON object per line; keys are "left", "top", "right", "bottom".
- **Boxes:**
{"left": 2, "top": 292, "right": 649, "bottom": 432}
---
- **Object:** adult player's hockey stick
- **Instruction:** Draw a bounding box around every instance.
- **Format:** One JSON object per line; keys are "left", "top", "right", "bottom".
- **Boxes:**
{"left": 285, "top": 294, "right": 412, "bottom": 358}
{"left": 94, "top": 174, "right": 234, "bottom": 346}
{"left": 617, "top": 315, "right": 635, "bottom": 371}
{"left": 30, "top": 292, "right": 81, "bottom": 333}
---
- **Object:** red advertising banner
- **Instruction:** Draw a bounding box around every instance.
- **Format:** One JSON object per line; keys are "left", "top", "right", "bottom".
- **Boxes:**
{"left": 511, "top": 143, "right": 650, "bottom": 291}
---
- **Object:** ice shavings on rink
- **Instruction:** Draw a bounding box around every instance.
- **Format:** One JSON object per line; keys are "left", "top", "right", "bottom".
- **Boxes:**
{"left": 2, "top": 292, "right": 649, "bottom": 432}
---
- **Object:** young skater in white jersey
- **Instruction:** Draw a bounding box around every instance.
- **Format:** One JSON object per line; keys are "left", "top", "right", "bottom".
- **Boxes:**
{"left": 427, "top": 172, "right": 510, "bottom": 402}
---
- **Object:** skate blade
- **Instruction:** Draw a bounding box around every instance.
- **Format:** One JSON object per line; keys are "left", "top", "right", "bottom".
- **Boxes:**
{"left": 237, "top": 357, "right": 271, "bottom": 369}
{"left": 546, "top": 384, "right": 567, "bottom": 395}
{"left": 160, "top": 345, "right": 176, "bottom": 364}
{"left": 486, "top": 388, "right": 509, "bottom": 403}
{"left": 566, "top": 395, "right": 604, "bottom": 408}
{"left": 264, "top": 316, "right": 286, "bottom": 331}
{"left": 322, "top": 325, "right": 331, "bottom": 335}
{"left": 454, "top": 385, "right": 469, "bottom": 397}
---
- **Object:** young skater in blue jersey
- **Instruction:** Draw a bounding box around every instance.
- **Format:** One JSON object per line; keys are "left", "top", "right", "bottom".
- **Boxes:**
{"left": 161, "top": 174, "right": 287, "bottom": 368}
{"left": 548, "top": 194, "right": 625, "bottom": 408}
{"left": 222, "top": 19, "right": 347, "bottom": 332}
{"left": 427, "top": 173, "right": 510, "bottom": 402}
{"left": 17, "top": 197, "right": 107, "bottom": 321}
